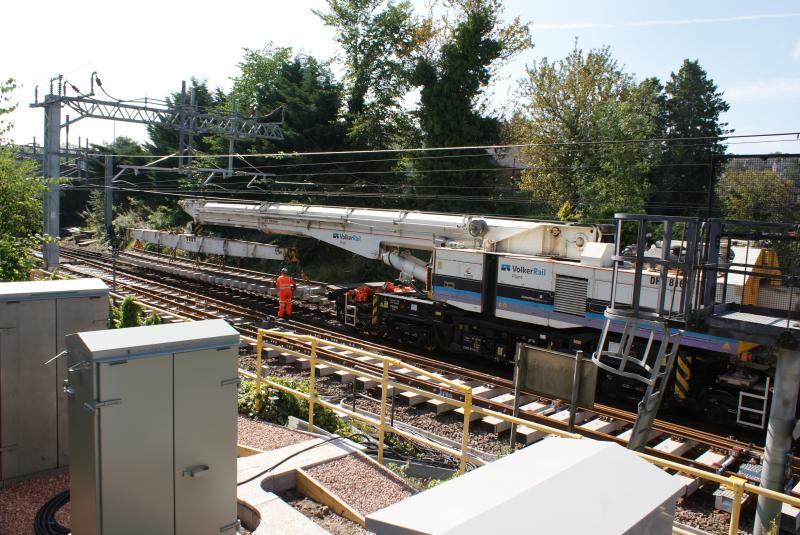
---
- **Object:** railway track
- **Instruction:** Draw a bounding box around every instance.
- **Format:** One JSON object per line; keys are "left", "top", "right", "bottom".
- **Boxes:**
{"left": 56, "top": 245, "right": 793, "bottom": 491}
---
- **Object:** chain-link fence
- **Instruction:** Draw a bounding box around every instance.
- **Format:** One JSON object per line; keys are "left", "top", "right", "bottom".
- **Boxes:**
{"left": 710, "top": 154, "right": 800, "bottom": 221}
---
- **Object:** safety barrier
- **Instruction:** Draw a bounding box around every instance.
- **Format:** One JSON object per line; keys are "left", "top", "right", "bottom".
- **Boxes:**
{"left": 643, "top": 450, "right": 800, "bottom": 535}
{"left": 250, "top": 329, "right": 581, "bottom": 473}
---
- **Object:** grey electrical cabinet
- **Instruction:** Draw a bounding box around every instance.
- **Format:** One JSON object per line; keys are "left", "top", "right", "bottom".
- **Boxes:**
{"left": 65, "top": 319, "right": 240, "bottom": 535}
{"left": 0, "top": 278, "right": 108, "bottom": 485}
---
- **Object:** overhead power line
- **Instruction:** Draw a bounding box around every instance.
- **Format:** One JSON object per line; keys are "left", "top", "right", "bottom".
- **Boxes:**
{"left": 84, "top": 131, "right": 800, "bottom": 160}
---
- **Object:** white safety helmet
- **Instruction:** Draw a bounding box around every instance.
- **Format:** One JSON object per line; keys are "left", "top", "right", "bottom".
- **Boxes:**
{"left": 281, "top": 267, "right": 289, "bottom": 274}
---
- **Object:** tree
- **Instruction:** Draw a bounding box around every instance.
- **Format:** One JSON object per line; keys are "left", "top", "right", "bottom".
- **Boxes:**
{"left": 0, "top": 148, "right": 45, "bottom": 281}
{"left": 654, "top": 59, "right": 730, "bottom": 216}
{"left": 233, "top": 47, "right": 346, "bottom": 154}
{"left": 411, "top": 1, "right": 531, "bottom": 212}
{"left": 717, "top": 168, "right": 795, "bottom": 223}
{"left": 511, "top": 45, "right": 663, "bottom": 220}
{"left": 0, "top": 78, "right": 17, "bottom": 143}
{"left": 314, "top": 0, "right": 418, "bottom": 148}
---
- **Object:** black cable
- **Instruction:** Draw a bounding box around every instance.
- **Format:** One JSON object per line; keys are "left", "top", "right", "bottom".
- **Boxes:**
{"left": 33, "top": 490, "right": 70, "bottom": 535}
{"left": 236, "top": 431, "right": 373, "bottom": 486}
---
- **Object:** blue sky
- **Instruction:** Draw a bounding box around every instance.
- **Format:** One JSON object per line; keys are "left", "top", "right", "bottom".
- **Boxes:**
{"left": 3, "top": 0, "right": 798, "bottom": 153}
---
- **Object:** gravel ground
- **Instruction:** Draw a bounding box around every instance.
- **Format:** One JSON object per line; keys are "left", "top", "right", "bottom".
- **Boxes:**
{"left": 675, "top": 487, "right": 754, "bottom": 535}
{"left": 237, "top": 414, "right": 315, "bottom": 451}
{"left": 0, "top": 471, "right": 70, "bottom": 535}
{"left": 280, "top": 489, "right": 373, "bottom": 535}
{"left": 304, "top": 453, "right": 416, "bottom": 516}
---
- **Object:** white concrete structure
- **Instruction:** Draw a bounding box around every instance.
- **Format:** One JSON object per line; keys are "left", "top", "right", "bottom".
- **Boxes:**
{"left": 366, "top": 437, "right": 685, "bottom": 535}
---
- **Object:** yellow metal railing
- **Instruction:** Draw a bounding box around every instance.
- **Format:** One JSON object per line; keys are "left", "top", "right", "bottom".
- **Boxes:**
{"left": 250, "top": 330, "right": 798, "bottom": 533}
{"left": 253, "top": 329, "right": 484, "bottom": 472}
{"left": 640, "top": 449, "right": 800, "bottom": 535}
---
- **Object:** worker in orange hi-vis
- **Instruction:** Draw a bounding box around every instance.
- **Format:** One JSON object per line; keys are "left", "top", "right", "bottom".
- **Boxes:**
{"left": 274, "top": 267, "right": 297, "bottom": 319}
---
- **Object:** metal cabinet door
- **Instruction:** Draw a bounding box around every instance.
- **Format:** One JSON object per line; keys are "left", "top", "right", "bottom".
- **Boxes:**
{"left": 174, "top": 347, "right": 238, "bottom": 535}
{"left": 57, "top": 295, "right": 108, "bottom": 467}
{"left": 98, "top": 356, "right": 174, "bottom": 535}
{"left": 0, "top": 300, "right": 57, "bottom": 480}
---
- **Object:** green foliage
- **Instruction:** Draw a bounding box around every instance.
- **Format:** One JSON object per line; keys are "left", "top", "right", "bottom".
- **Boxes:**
{"left": 718, "top": 168, "right": 795, "bottom": 223}
{"left": 233, "top": 46, "right": 346, "bottom": 153}
{"left": 314, "top": 0, "right": 418, "bottom": 148}
{"left": 143, "top": 311, "right": 163, "bottom": 326}
{"left": 109, "top": 296, "right": 161, "bottom": 328}
{"left": 0, "top": 148, "right": 45, "bottom": 281}
{"left": 653, "top": 59, "right": 730, "bottom": 215}
{"left": 0, "top": 78, "right": 18, "bottom": 143}
{"left": 512, "top": 45, "right": 662, "bottom": 220}
{"left": 109, "top": 300, "right": 121, "bottom": 328}
{"left": 238, "top": 378, "right": 355, "bottom": 438}
{"left": 118, "top": 296, "right": 143, "bottom": 328}
{"left": 412, "top": 2, "right": 530, "bottom": 212}
{"left": 414, "top": 7, "right": 502, "bottom": 148}
{"left": 81, "top": 189, "right": 107, "bottom": 241}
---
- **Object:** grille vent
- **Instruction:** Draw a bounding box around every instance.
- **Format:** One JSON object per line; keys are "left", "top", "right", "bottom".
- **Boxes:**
{"left": 554, "top": 276, "right": 588, "bottom": 316}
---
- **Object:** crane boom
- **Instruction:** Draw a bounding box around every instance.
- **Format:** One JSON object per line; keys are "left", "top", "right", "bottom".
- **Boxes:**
{"left": 179, "top": 199, "right": 602, "bottom": 281}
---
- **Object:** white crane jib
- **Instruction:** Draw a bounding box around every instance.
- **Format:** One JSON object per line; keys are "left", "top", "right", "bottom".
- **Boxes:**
{"left": 179, "top": 200, "right": 601, "bottom": 281}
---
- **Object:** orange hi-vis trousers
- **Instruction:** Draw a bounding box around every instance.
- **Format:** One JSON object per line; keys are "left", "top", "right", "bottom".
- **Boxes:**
{"left": 278, "top": 289, "right": 293, "bottom": 317}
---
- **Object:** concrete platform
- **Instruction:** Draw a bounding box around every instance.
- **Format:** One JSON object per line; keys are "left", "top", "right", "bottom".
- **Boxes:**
{"left": 293, "top": 357, "right": 311, "bottom": 370}
{"left": 239, "top": 492, "right": 331, "bottom": 534}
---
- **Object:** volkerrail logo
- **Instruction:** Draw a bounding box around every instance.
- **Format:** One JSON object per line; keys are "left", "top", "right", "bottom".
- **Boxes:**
{"left": 500, "top": 263, "right": 546, "bottom": 276}
{"left": 332, "top": 232, "right": 362, "bottom": 242}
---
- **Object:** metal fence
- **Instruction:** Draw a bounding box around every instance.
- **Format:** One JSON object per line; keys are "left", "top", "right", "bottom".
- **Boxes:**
{"left": 711, "top": 154, "right": 800, "bottom": 221}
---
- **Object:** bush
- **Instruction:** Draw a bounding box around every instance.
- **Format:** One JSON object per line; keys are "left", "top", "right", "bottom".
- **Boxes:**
{"left": 109, "top": 296, "right": 162, "bottom": 328}
{"left": 238, "top": 378, "right": 356, "bottom": 438}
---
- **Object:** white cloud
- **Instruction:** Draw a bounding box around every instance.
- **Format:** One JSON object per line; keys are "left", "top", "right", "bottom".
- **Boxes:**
{"left": 793, "top": 40, "right": 800, "bottom": 59}
{"left": 725, "top": 78, "right": 800, "bottom": 102}
{"left": 533, "top": 13, "right": 800, "bottom": 31}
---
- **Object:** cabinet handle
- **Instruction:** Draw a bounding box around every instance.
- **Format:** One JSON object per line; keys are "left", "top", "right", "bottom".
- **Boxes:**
{"left": 182, "top": 464, "right": 210, "bottom": 478}
{"left": 83, "top": 398, "right": 122, "bottom": 413}
{"left": 221, "top": 377, "right": 241, "bottom": 387}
